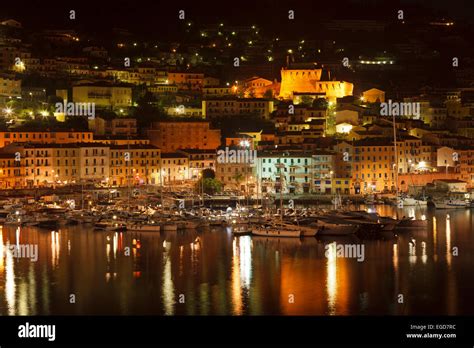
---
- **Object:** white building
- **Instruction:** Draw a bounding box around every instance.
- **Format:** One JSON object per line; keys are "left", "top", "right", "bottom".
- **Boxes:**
{"left": 160, "top": 153, "right": 189, "bottom": 184}
{"left": 78, "top": 144, "right": 110, "bottom": 181}
{"left": 257, "top": 151, "right": 313, "bottom": 194}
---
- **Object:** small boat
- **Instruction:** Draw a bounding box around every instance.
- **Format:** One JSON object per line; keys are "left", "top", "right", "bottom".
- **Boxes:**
{"left": 282, "top": 221, "right": 317, "bottom": 237}
{"left": 232, "top": 225, "right": 251, "bottom": 235}
{"left": 208, "top": 216, "right": 226, "bottom": 226}
{"left": 94, "top": 220, "right": 127, "bottom": 231}
{"left": 36, "top": 217, "right": 60, "bottom": 229}
{"left": 127, "top": 223, "right": 161, "bottom": 233}
{"left": 252, "top": 224, "right": 301, "bottom": 238}
{"left": 160, "top": 221, "right": 178, "bottom": 232}
{"left": 316, "top": 220, "right": 359, "bottom": 236}
{"left": 397, "top": 217, "right": 428, "bottom": 229}
{"left": 5, "top": 211, "right": 37, "bottom": 226}
{"left": 432, "top": 199, "right": 468, "bottom": 209}
{"left": 0, "top": 210, "right": 10, "bottom": 223}
{"left": 362, "top": 193, "right": 385, "bottom": 205}
{"left": 181, "top": 219, "right": 200, "bottom": 229}
{"left": 397, "top": 196, "right": 428, "bottom": 207}
{"left": 67, "top": 211, "right": 97, "bottom": 224}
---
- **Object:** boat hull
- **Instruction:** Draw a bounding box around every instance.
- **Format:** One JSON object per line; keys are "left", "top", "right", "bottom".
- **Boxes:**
{"left": 127, "top": 224, "right": 161, "bottom": 232}
{"left": 433, "top": 200, "right": 467, "bottom": 209}
{"left": 161, "top": 224, "right": 178, "bottom": 232}
{"left": 252, "top": 227, "right": 301, "bottom": 238}
{"left": 317, "top": 222, "right": 358, "bottom": 236}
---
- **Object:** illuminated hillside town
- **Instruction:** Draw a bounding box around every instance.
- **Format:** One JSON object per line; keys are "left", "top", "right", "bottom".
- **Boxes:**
{"left": 0, "top": 25, "right": 473, "bottom": 196}
{"left": 0, "top": 1, "right": 474, "bottom": 320}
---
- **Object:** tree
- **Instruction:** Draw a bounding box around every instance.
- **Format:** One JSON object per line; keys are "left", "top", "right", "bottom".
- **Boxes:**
{"left": 263, "top": 89, "right": 273, "bottom": 99}
{"left": 300, "top": 95, "right": 313, "bottom": 106}
{"left": 233, "top": 173, "right": 244, "bottom": 182}
{"left": 202, "top": 168, "right": 215, "bottom": 179}
{"left": 132, "top": 92, "right": 167, "bottom": 128}
{"left": 196, "top": 177, "right": 222, "bottom": 195}
{"left": 313, "top": 98, "right": 328, "bottom": 109}
{"left": 232, "top": 173, "right": 245, "bottom": 190}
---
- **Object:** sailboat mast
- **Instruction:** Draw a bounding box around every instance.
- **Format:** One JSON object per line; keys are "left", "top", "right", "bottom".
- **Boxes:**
{"left": 280, "top": 164, "right": 283, "bottom": 224}
{"left": 393, "top": 113, "right": 399, "bottom": 198}
{"left": 127, "top": 136, "right": 130, "bottom": 211}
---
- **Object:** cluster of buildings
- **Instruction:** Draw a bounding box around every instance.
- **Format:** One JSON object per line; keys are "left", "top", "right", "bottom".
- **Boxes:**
{"left": 0, "top": 17, "right": 473, "bottom": 195}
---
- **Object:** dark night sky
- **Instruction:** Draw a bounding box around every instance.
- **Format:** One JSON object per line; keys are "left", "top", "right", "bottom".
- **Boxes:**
{"left": 1, "top": 0, "right": 474, "bottom": 39}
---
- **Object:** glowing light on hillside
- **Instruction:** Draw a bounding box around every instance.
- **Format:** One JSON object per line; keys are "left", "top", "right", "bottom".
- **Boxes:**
{"left": 240, "top": 140, "right": 250, "bottom": 148}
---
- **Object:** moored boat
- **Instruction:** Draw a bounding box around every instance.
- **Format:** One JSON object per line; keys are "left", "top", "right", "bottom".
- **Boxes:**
{"left": 252, "top": 224, "right": 301, "bottom": 238}
{"left": 127, "top": 222, "right": 161, "bottom": 233}
{"left": 232, "top": 225, "right": 252, "bottom": 235}
{"left": 94, "top": 220, "right": 127, "bottom": 231}
{"left": 433, "top": 199, "right": 468, "bottom": 209}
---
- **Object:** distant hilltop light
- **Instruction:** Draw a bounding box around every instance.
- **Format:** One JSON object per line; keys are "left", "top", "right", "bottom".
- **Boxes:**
{"left": 430, "top": 20, "right": 454, "bottom": 26}
{"left": 360, "top": 60, "right": 394, "bottom": 65}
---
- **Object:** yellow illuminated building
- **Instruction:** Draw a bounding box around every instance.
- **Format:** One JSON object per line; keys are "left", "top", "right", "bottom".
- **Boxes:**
{"left": 72, "top": 83, "right": 132, "bottom": 109}
{"left": 279, "top": 67, "right": 353, "bottom": 102}
{"left": 109, "top": 144, "right": 161, "bottom": 186}
{"left": 0, "top": 131, "right": 94, "bottom": 147}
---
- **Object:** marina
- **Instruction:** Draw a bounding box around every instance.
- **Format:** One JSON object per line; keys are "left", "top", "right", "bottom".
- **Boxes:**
{"left": 0, "top": 188, "right": 469, "bottom": 238}
{"left": 0, "top": 201, "right": 471, "bottom": 315}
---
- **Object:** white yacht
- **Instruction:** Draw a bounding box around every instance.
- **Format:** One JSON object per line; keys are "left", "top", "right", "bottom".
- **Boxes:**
{"left": 397, "top": 196, "right": 428, "bottom": 206}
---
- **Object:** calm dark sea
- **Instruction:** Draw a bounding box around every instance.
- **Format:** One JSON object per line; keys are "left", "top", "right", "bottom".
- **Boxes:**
{"left": 1, "top": 206, "right": 473, "bottom": 315}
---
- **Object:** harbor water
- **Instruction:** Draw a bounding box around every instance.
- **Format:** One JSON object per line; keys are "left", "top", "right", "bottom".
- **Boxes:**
{"left": 0, "top": 205, "right": 473, "bottom": 315}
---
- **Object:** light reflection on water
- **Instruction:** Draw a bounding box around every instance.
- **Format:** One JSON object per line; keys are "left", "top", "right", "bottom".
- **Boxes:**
{"left": 0, "top": 205, "right": 473, "bottom": 315}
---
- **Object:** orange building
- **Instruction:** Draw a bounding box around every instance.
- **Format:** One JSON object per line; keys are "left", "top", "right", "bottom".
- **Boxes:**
{"left": 348, "top": 136, "right": 433, "bottom": 193}
{"left": 167, "top": 71, "right": 205, "bottom": 91}
{"left": 0, "top": 130, "right": 94, "bottom": 147}
{"left": 92, "top": 135, "right": 149, "bottom": 146}
{"left": 147, "top": 120, "right": 221, "bottom": 152}
{"left": 0, "top": 153, "right": 23, "bottom": 189}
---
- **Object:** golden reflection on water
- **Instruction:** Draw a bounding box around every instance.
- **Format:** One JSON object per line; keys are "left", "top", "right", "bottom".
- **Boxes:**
{"left": 15, "top": 226, "right": 20, "bottom": 249}
{"left": 446, "top": 215, "right": 452, "bottom": 268}
{"left": 5, "top": 239, "right": 15, "bottom": 315}
{"left": 239, "top": 236, "right": 252, "bottom": 290}
{"left": 231, "top": 238, "right": 243, "bottom": 315}
{"left": 326, "top": 242, "right": 338, "bottom": 315}
{"left": 0, "top": 228, "right": 4, "bottom": 272}
{"left": 113, "top": 232, "right": 118, "bottom": 259}
{"left": 230, "top": 236, "right": 253, "bottom": 315}
{"left": 51, "top": 231, "right": 59, "bottom": 268}
{"left": 421, "top": 241, "right": 427, "bottom": 264}
{"left": 0, "top": 206, "right": 471, "bottom": 315}
{"left": 409, "top": 239, "right": 417, "bottom": 265}
{"left": 162, "top": 240, "right": 175, "bottom": 315}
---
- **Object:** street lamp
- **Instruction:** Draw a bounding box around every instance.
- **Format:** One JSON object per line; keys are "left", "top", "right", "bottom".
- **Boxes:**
{"left": 239, "top": 140, "right": 250, "bottom": 148}
{"left": 198, "top": 172, "right": 204, "bottom": 206}
{"left": 329, "top": 170, "right": 334, "bottom": 194}
{"left": 3, "top": 107, "right": 12, "bottom": 116}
